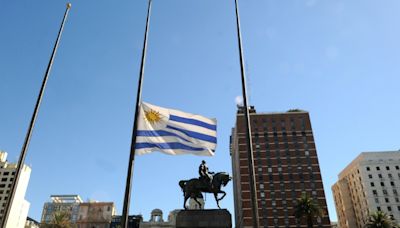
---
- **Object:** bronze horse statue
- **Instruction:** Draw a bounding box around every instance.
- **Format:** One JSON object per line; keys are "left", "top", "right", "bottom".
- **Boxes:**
{"left": 179, "top": 172, "right": 231, "bottom": 209}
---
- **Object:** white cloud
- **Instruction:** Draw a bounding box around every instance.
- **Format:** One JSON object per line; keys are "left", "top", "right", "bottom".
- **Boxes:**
{"left": 235, "top": 95, "right": 243, "bottom": 106}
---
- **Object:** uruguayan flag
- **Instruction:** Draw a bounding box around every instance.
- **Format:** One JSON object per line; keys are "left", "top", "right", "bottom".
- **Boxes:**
{"left": 135, "top": 102, "right": 217, "bottom": 156}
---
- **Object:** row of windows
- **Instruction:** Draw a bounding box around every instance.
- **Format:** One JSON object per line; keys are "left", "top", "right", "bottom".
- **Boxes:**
{"left": 0, "top": 184, "right": 12, "bottom": 189}
{"left": 0, "top": 171, "right": 15, "bottom": 176}
{"left": 366, "top": 166, "right": 400, "bottom": 171}
{"left": 377, "top": 205, "right": 400, "bottom": 212}
{"left": 0, "top": 190, "right": 10, "bottom": 195}
{"left": 370, "top": 181, "right": 396, "bottom": 187}
{"left": 1, "top": 178, "right": 13, "bottom": 182}
{"left": 252, "top": 117, "right": 306, "bottom": 129}
{"left": 372, "top": 189, "right": 398, "bottom": 196}
{"left": 368, "top": 173, "right": 400, "bottom": 180}
{"left": 375, "top": 197, "right": 400, "bottom": 203}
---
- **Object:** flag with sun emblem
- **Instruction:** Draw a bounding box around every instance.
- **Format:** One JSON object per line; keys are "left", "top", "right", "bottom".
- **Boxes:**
{"left": 135, "top": 102, "right": 217, "bottom": 156}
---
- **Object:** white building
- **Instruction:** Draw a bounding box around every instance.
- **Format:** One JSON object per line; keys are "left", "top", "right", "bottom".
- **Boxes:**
{"left": 0, "top": 151, "right": 31, "bottom": 228}
{"left": 332, "top": 151, "right": 400, "bottom": 228}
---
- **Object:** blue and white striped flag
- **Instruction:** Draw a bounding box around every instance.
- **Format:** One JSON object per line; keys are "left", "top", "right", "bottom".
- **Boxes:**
{"left": 135, "top": 102, "right": 217, "bottom": 156}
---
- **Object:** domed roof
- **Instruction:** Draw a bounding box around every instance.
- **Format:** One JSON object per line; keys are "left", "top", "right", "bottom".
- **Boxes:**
{"left": 151, "top": 208, "right": 163, "bottom": 214}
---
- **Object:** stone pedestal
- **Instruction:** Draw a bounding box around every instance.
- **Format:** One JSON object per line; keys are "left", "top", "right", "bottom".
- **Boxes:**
{"left": 175, "top": 209, "right": 232, "bottom": 228}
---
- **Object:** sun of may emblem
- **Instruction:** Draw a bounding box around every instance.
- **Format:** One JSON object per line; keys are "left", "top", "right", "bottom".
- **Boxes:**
{"left": 144, "top": 109, "right": 162, "bottom": 124}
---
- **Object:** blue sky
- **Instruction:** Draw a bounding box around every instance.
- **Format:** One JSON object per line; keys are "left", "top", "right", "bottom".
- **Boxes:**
{"left": 1, "top": 0, "right": 400, "bottom": 222}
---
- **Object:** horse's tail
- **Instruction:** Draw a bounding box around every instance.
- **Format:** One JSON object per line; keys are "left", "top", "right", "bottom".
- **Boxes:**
{"left": 179, "top": 180, "right": 187, "bottom": 192}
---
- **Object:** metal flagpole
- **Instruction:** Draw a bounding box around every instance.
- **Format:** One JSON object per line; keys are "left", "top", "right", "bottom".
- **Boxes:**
{"left": 121, "top": 0, "right": 152, "bottom": 227}
{"left": 0, "top": 3, "right": 71, "bottom": 227}
{"left": 234, "top": 0, "right": 260, "bottom": 227}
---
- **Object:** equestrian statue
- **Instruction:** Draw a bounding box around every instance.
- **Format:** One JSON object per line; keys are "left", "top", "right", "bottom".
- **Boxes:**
{"left": 179, "top": 160, "right": 231, "bottom": 209}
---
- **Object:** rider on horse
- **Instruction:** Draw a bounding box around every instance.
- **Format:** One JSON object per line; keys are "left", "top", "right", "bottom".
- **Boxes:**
{"left": 199, "top": 160, "right": 214, "bottom": 189}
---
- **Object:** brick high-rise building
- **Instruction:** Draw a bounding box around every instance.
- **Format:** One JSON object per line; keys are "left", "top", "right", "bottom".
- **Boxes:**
{"left": 230, "top": 107, "right": 331, "bottom": 227}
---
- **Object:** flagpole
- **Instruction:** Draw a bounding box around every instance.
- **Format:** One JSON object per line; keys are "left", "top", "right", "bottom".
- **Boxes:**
{"left": 121, "top": 0, "right": 152, "bottom": 227}
{"left": 0, "top": 3, "right": 71, "bottom": 227}
{"left": 234, "top": 0, "right": 260, "bottom": 227}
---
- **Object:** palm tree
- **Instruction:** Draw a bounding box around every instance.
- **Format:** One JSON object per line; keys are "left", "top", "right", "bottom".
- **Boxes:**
{"left": 294, "top": 193, "right": 323, "bottom": 228}
{"left": 40, "top": 211, "right": 75, "bottom": 228}
{"left": 365, "top": 211, "right": 398, "bottom": 228}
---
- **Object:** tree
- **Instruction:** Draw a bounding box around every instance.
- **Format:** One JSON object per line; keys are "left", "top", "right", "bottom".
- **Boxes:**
{"left": 294, "top": 193, "right": 323, "bottom": 228}
{"left": 365, "top": 211, "right": 398, "bottom": 228}
{"left": 40, "top": 211, "right": 76, "bottom": 228}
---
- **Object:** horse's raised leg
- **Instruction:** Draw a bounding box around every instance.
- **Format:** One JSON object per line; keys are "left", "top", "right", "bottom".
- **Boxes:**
{"left": 218, "top": 190, "right": 226, "bottom": 201}
{"left": 214, "top": 192, "right": 221, "bottom": 209}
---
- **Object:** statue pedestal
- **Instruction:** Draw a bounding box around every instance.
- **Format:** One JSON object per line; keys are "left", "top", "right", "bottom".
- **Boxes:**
{"left": 175, "top": 209, "right": 232, "bottom": 228}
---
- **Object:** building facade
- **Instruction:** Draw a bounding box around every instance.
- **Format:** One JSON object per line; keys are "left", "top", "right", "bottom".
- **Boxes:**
{"left": 110, "top": 215, "right": 142, "bottom": 228}
{"left": 25, "top": 217, "right": 40, "bottom": 228}
{"left": 230, "top": 107, "right": 331, "bottom": 227}
{"left": 332, "top": 151, "right": 400, "bottom": 228}
{"left": 41, "top": 195, "right": 82, "bottom": 224}
{"left": 76, "top": 201, "right": 116, "bottom": 228}
{"left": 140, "top": 209, "right": 179, "bottom": 228}
{"left": 0, "top": 151, "right": 31, "bottom": 228}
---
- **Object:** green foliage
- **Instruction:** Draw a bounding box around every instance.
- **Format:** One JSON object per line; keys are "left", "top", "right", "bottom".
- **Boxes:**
{"left": 287, "top": 109, "right": 305, "bottom": 112}
{"left": 294, "top": 193, "right": 323, "bottom": 228}
{"left": 365, "top": 211, "right": 398, "bottom": 228}
{"left": 40, "top": 211, "right": 77, "bottom": 228}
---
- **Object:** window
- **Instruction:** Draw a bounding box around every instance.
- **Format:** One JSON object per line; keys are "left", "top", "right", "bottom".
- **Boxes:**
{"left": 376, "top": 167, "right": 380, "bottom": 171}
{"left": 394, "top": 189, "right": 398, "bottom": 195}
{"left": 396, "top": 166, "right": 399, "bottom": 170}
{"left": 388, "top": 173, "right": 393, "bottom": 178}
{"left": 398, "top": 206, "right": 400, "bottom": 211}
{"left": 371, "top": 182, "right": 375, "bottom": 187}
{"left": 383, "top": 190, "right": 388, "bottom": 195}
{"left": 375, "top": 198, "right": 379, "bottom": 203}
{"left": 385, "top": 198, "right": 389, "bottom": 203}
{"left": 377, "top": 207, "right": 381, "bottom": 211}
{"left": 391, "top": 182, "right": 395, "bottom": 186}
{"left": 379, "top": 174, "right": 383, "bottom": 178}
{"left": 372, "top": 190, "right": 378, "bottom": 196}
{"left": 3, "top": 172, "right": 9, "bottom": 176}
{"left": 366, "top": 167, "right": 370, "bottom": 171}
{"left": 388, "top": 206, "right": 392, "bottom": 211}
{"left": 369, "top": 174, "right": 373, "bottom": 179}
{"left": 386, "top": 166, "right": 390, "bottom": 170}
{"left": 381, "top": 182, "right": 385, "bottom": 187}
{"left": 396, "top": 198, "right": 399, "bottom": 203}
